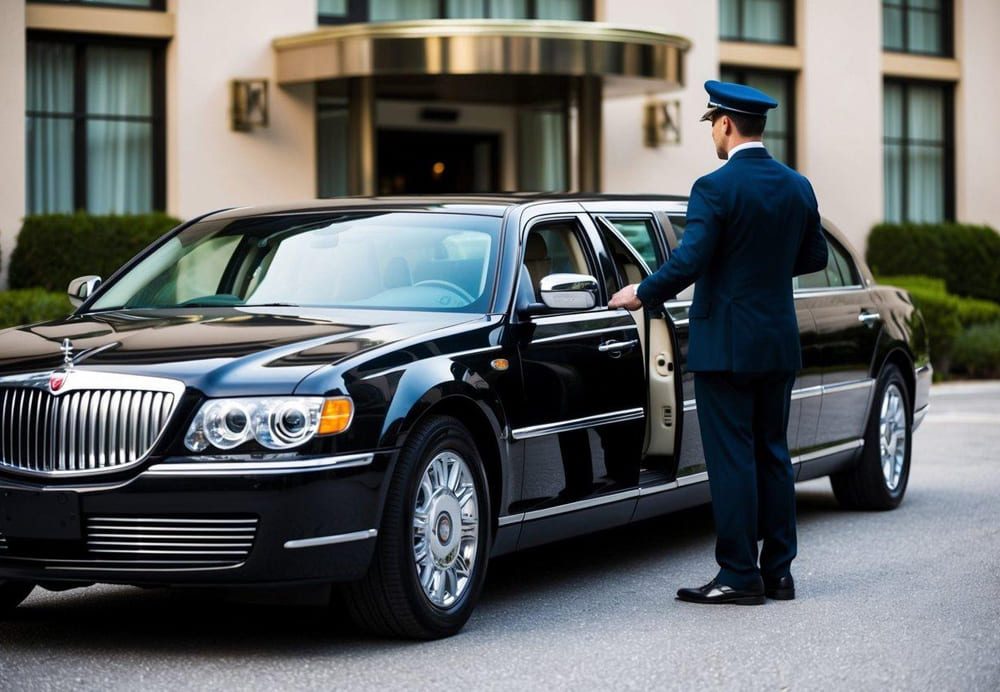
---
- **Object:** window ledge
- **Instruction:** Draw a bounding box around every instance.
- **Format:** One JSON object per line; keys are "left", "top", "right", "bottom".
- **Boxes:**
{"left": 882, "top": 52, "right": 959, "bottom": 81}
{"left": 26, "top": 3, "right": 174, "bottom": 39}
{"left": 718, "top": 41, "right": 801, "bottom": 71}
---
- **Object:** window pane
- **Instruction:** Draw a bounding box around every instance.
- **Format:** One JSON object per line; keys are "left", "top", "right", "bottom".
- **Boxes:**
{"left": 883, "top": 5, "right": 904, "bottom": 50}
{"left": 490, "top": 0, "right": 528, "bottom": 18}
{"left": 86, "top": 45, "right": 152, "bottom": 117}
{"left": 44, "top": 0, "right": 156, "bottom": 7}
{"left": 26, "top": 117, "right": 74, "bottom": 214}
{"left": 87, "top": 120, "right": 153, "bottom": 214}
{"left": 318, "top": 0, "right": 348, "bottom": 15}
{"left": 719, "top": 0, "right": 740, "bottom": 38}
{"left": 907, "top": 144, "right": 944, "bottom": 222}
{"left": 884, "top": 143, "right": 904, "bottom": 223}
{"left": 908, "top": 85, "right": 943, "bottom": 141}
{"left": 317, "top": 98, "right": 349, "bottom": 198}
{"left": 609, "top": 219, "right": 659, "bottom": 270}
{"left": 536, "top": 0, "right": 584, "bottom": 20}
{"left": 883, "top": 82, "right": 904, "bottom": 138}
{"left": 908, "top": 8, "right": 942, "bottom": 53}
{"left": 447, "top": 0, "right": 481, "bottom": 17}
{"left": 27, "top": 42, "right": 74, "bottom": 114}
{"left": 742, "top": 0, "right": 787, "bottom": 42}
{"left": 370, "top": 0, "right": 439, "bottom": 20}
{"left": 518, "top": 109, "right": 566, "bottom": 191}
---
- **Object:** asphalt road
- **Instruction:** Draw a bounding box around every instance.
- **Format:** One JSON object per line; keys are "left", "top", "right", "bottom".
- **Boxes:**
{"left": 1, "top": 382, "right": 998, "bottom": 691}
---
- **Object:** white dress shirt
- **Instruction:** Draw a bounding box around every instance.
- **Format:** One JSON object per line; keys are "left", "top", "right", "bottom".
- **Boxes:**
{"left": 727, "top": 141, "right": 767, "bottom": 158}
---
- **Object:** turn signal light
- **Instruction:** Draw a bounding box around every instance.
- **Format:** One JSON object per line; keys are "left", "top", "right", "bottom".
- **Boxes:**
{"left": 318, "top": 397, "right": 354, "bottom": 435}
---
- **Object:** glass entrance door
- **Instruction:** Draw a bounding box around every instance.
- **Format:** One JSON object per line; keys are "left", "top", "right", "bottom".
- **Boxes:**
{"left": 377, "top": 129, "right": 499, "bottom": 194}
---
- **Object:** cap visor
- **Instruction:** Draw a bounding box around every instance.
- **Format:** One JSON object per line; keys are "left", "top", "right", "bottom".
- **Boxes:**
{"left": 700, "top": 107, "right": 718, "bottom": 122}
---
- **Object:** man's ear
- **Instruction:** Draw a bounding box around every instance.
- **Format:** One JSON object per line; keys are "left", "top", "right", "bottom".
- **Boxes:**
{"left": 722, "top": 116, "right": 733, "bottom": 137}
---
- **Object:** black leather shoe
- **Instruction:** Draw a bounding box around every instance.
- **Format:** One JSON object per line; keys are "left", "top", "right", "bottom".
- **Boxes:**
{"left": 676, "top": 579, "right": 765, "bottom": 606}
{"left": 764, "top": 575, "right": 795, "bottom": 600}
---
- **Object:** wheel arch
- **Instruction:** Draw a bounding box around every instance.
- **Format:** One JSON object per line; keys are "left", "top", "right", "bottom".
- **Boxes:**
{"left": 873, "top": 344, "right": 916, "bottom": 411}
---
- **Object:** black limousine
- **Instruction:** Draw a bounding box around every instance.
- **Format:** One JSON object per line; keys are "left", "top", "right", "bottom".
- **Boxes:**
{"left": 0, "top": 195, "right": 930, "bottom": 638}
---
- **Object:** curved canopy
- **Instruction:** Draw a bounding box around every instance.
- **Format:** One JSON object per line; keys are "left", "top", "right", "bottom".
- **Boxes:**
{"left": 273, "top": 19, "right": 690, "bottom": 95}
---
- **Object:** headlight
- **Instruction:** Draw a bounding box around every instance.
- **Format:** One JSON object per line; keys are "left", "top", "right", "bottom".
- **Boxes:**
{"left": 184, "top": 396, "right": 353, "bottom": 452}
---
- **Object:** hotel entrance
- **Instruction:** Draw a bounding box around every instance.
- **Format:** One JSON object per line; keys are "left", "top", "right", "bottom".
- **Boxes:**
{"left": 378, "top": 129, "right": 500, "bottom": 194}
{"left": 275, "top": 20, "right": 689, "bottom": 197}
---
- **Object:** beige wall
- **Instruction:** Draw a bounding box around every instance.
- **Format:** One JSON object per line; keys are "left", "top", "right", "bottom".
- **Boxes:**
{"left": 0, "top": 0, "right": 26, "bottom": 288}
{"left": 956, "top": 0, "right": 1000, "bottom": 229}
{"left": 601, "top": 1, "right": 721, "bottom": 197}
{"left": 167, "top": 0, "right": 317, "bottom": 220}
{"left": 799, "top": 0, "right": 883, "bottom": 252}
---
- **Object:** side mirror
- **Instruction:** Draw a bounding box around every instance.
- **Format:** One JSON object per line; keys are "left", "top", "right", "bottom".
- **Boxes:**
{"left": 67, "top": 275, "right": 102, "bottom": 308}
{"left": 539, "top": 273, "right": 598, "bottom": 311}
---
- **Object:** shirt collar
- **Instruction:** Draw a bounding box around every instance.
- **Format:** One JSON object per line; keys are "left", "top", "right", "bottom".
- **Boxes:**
{"left": 727, "top": 141, "right": 767, "bottom": 158}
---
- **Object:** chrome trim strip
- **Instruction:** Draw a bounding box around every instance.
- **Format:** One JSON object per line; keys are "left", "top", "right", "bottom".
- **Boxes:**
{"left": 677, "top": 471, "right": 708, "bottom": 487}
{"left": 284, "top": 528, "right": 378, "bottom": 550}
{"left": 511, "top": 407, "right": 644, "bottom": 440}
{"left": 791, "top": 385, "right": 824, "bottom": 401}
{"left": 521, "top": 489, "right": 638, "bottom": 522}
{"left": 532, "top": 324, "right": 637, "bottom": 345}
{"left": 793, "top": 286, "right": 865, "bottom": 298}
{"left": 792, "top": 439, "right": 863, "bottom": 464}
{"left": 143, "top": 453, "right": 375, "bottom": 477}
{"left": 638, "top": 480, "right": 678, "bottom": 496}
{"left": 531, "top": 309, "right": 634, "bottom": 327}
{"left": 683, "top": 400, "right": 696, "bottom": 412}
{"left": 497, "top": 514, "right": 524, "bottom": 527}
{"left": 915, "top": 364, "right": 932, "bottom": 376}
{"left": 822, "top": 379, "right": 875, "bottom": 394}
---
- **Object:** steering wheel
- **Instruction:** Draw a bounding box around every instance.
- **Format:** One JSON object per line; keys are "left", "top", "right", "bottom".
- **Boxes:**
{"left": 413, "top": 280, "right": 475, "bottom": 303}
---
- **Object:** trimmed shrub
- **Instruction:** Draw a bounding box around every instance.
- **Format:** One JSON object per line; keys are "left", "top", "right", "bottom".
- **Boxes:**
{"left": 867, "top": 222, "right": 1000, "bottom": 304}
{"left": 0, "top": 289, "right": 72, "bottom": 330}
{"left": 9, "top": 212, "right": 181, "bottom": 293}
{"left": 951, "top": 322, "right": 1000, "bottom": 379}
{"left": 880, "top": 275, "right": 1000, "bottom": 375}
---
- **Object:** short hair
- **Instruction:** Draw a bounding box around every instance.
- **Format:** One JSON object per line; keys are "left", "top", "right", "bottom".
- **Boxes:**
{"left": 716, "top": 109, "right": 767, "bottom": 137}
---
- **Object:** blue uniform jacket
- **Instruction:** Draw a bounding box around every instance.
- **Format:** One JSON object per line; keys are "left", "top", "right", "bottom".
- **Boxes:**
{"left": 637, "top": 147, "right": 829, "bottom": 372}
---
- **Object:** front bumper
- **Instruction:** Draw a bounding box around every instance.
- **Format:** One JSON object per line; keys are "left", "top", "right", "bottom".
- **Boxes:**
{"left": 0, "top": 450, "right": 395, "bottom": 587}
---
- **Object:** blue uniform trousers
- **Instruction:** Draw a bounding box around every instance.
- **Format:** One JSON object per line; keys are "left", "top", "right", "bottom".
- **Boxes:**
{"left": 694, "top": 370, "right": 798, "bottom": 590}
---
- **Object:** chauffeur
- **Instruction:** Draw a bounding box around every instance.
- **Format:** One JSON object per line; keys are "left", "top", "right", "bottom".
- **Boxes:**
{"left": 610, "top": 80, "right": 828, "bottom": 605}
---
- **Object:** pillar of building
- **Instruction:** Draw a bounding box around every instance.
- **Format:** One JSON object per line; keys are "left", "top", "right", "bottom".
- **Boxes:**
{"left": 348, "top": 77, "right": 377, "bottom": 197}
{"left": 0, "top": 0, "right": 26, "bottom": 289}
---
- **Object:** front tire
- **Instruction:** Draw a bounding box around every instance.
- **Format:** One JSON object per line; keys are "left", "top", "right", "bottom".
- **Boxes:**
{"left": 831, "top": 363, "right": 913, "bottom": 510}
{"left": 0, "top": 581, "right": 35, "bottom": 616}
{"left": 343, "top": 415, "right": 491, "bottom": 639}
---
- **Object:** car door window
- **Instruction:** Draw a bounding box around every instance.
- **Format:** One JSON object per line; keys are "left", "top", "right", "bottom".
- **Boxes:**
{"left": 520, "top": 220, "right": 596, "bottom": 303}
{"left": 794, "top": 232, "right": 858, "bottom": 291}
{"left": 602, "top": 217, "right": 662, "bottom": 271}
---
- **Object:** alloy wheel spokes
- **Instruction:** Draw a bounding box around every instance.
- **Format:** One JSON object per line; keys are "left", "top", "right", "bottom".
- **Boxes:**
{"left": 879, "top": 384, "right": 907, "bottom": 491}
{"left": 411, "top": 449, "right": 479, "bottom": 608}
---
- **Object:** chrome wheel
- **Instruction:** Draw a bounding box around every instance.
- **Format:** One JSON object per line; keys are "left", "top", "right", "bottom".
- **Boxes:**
{"left": 412, "top": 450, "right": 480, "bottom": 609}
{"left": 879, "top": 383, "right": 907, "bottom": 491}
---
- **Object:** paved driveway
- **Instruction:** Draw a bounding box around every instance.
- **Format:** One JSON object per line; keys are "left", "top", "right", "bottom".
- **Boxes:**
{"left": 1, "top": 382, "right": 998, "bottom": 691}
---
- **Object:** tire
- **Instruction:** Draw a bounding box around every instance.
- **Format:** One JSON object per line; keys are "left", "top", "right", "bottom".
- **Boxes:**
{"left": 342, "top": 415, "right": 491, "bottom": 639}
{"left": 0, "top": 581, "right": 35, "bottom": 616}
{"left": 831, "top": 363, "right": 913, "bottom": 510}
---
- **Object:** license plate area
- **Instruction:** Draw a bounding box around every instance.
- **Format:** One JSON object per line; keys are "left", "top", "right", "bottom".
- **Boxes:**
{"left": 0, "top": 489, "right": 82, "bottom": 540}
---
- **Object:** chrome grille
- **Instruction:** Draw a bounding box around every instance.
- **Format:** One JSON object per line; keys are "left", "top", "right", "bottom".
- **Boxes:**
{"left": 84, "top": 516, "right": 257, "bottom": 566}
{"left": 0, "top": 381, "right": 178, "bottom": 476}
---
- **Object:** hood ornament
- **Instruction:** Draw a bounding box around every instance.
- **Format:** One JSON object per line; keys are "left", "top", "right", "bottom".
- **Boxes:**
{"left": 60, "top": 338, "right": 75, "bottom": 369}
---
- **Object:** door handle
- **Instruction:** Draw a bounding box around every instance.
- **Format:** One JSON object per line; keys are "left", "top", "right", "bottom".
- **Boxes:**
{"left": 598, "top": 339, "right": 638, "bottom": 357}
{"left": 858, "top": 311, "right": 881, "bottom": 325}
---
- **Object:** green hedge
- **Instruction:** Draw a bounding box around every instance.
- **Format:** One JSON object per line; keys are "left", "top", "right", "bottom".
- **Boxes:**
{"left": 867, "top": 222, "right": 1000, "bottom": 304}
{"left": 880, "top": 275, "right": 1000, "bottom": 376}
{"left": 0, "top": 289, "right": 73, "bottom": 330}
{"left": 9, "top": 212, "right": 181, "bottom": 293}
{"left": 951, "top": 322, "right": 1000, "bottom": 379}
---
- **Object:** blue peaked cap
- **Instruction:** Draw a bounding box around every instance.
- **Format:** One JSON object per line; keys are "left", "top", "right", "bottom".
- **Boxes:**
{"left": 700, "top": 80, "right": 779, "bottom": 121}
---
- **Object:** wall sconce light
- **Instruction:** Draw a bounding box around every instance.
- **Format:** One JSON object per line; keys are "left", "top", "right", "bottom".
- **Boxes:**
{"left": 231, "top": 79, "right": 269, "bottom": 132}
{"left": 644, "top": 99, "right": 682, "bottom": 148}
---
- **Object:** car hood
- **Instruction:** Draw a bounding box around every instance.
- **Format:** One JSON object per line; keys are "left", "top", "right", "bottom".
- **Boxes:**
{"left": 0, "top": 307, "right": 480, "bottom": 395}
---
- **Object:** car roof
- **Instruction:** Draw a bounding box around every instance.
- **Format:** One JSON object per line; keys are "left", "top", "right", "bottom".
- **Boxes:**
{"left": 202, "top": 193, "right": 691, "bottom": 221}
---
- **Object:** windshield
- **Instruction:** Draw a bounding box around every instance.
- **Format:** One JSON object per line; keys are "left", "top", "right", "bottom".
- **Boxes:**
{"left": 90, "top": 212, "right": 501, "bottom": 313}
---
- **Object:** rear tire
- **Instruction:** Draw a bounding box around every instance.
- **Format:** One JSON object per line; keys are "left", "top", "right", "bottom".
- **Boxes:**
{"left": 831, "top": 363, "right": 912, "bottom": 510}
{"left": 342, "top": 415, "right": 491, "bottom": 639}
{"left": 0, "top": 581, "right": 35, "bottom": 616}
